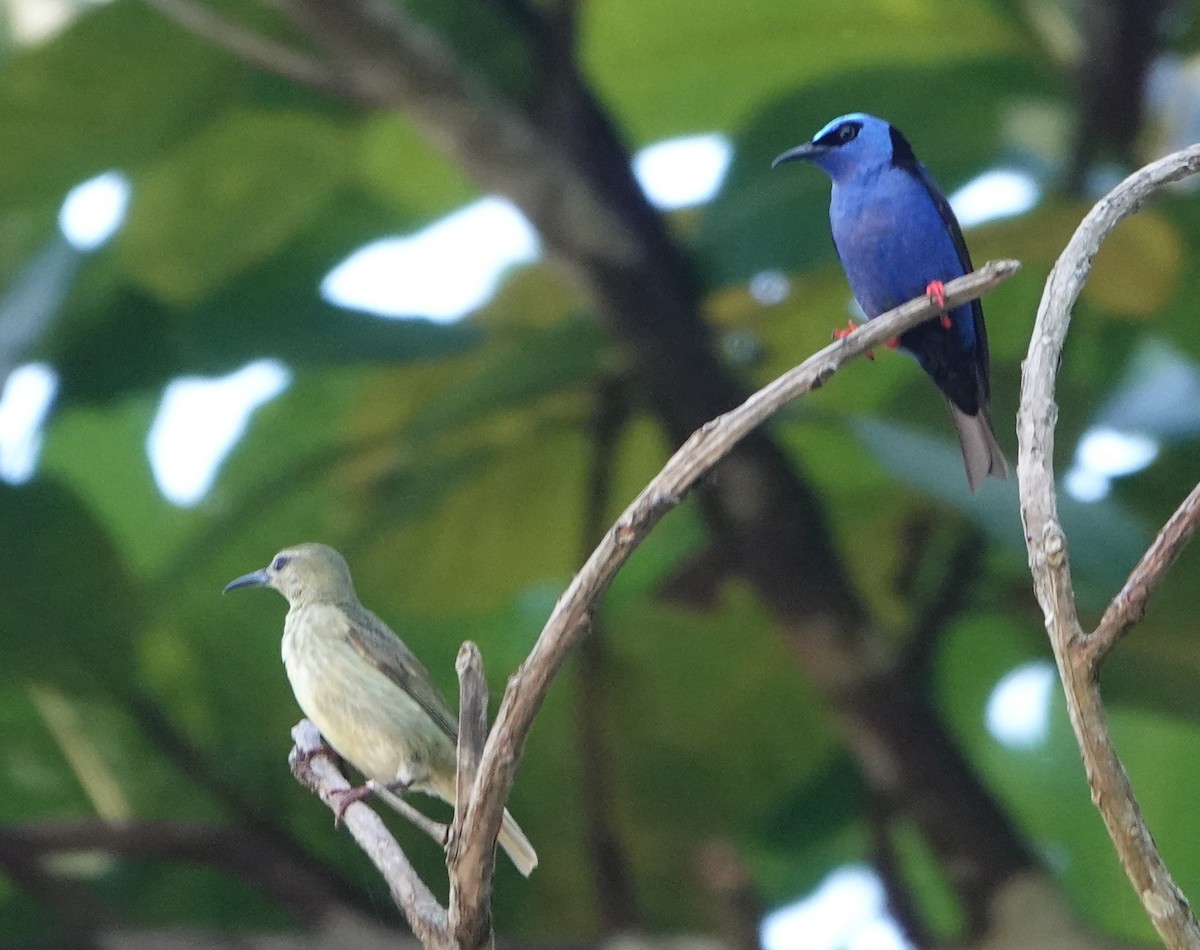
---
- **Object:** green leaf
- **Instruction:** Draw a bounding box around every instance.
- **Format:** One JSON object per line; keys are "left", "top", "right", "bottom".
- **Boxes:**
{"left": 38, "top": 394, "right": 188, "bottom": 577}
{"left": 355, "top": 114, "right": 477, "bottom": 221}
{"left": 0, "top": 0, "right": 351, "bottom": 209}
{"left": 0, "top": 480, "right": 140, "bottom": 694}
{"left": 119, "top": 110, "right": 352, "bottom": 303}
{"left": 404, "top": 316, "right": 607, "bottom": 439}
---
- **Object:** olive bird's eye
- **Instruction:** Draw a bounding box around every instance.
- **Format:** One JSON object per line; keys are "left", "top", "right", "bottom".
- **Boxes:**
{"left": 272, "top": 555, "right": 291, "bottom": 572}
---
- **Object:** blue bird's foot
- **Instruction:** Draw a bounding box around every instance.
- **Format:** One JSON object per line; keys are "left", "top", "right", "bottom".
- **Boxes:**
{"left": 925, "top": 280, "right": 952, "bottom": 330}
{"left": 833, "top": 319, "right": 876, "bottom": 360}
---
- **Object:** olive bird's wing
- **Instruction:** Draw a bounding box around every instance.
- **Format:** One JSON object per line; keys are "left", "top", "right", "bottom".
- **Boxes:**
{"left": 339, "top": 603, "right": 460, "bottom": 741}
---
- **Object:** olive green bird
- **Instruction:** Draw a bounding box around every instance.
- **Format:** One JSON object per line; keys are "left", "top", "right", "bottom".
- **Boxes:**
{"left": 224, "top": 542, "right": 538, "bottom": 877}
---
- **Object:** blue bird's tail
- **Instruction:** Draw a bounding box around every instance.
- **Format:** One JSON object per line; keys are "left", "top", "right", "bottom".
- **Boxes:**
{"left": 946, "top": 401, "right": 1008, "bottom": 492}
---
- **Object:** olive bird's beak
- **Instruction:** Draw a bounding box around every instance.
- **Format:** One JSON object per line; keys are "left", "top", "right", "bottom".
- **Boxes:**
{"left": 223, "top": 569, "right": 270, "bottom": 594}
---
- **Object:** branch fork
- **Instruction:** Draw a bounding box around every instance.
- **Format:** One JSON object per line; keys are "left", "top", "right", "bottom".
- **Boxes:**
{"left": 1019, "top": 142, "right": 1200, "bottom": 949}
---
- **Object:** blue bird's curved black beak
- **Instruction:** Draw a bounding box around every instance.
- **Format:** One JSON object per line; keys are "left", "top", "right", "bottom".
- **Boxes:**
{"left": 223, "top": 568, "right": 269, "bottom": 594}
{"left": 771, "top": 142, "right": 821, "bottom": 169}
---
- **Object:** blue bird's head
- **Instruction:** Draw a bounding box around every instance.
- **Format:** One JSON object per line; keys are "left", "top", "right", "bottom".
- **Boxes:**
{"left": 772, "top": 113, "right": 903, "bottom": 184}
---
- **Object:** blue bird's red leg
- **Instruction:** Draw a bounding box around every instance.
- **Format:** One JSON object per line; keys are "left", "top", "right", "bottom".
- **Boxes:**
{"left": 832, "top": 319, "right": 900, "bottom": 358}
{"left": 926, "top": 280, "right": 952, "bottom": 330}
{"left": 832, "top": 319, "right": 875, "bottom": 360}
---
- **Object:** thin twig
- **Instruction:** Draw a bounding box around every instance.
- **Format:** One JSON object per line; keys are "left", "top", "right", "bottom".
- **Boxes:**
{"left": 449, "top": 643, "right": 492, "bottom": 950}
{"left": 1017, "top": 142, "right": 1200, "bottom": 950}
{"left": 1088, "top": 480, "right": 1200, "bottom": 669}
{"left": 289, "top": 720, "right": 451, "bottom": 949}
{"left": 455, "top": 260, "right": 1021, "bottom": 903}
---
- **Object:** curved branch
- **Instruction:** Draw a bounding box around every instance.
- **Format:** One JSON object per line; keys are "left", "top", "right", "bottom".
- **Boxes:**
{"left": 1017, "top": 142, "right": 1200, "bottom": 949}
{"left": 456, "top": 261, "right": 1020, "bottom": 905}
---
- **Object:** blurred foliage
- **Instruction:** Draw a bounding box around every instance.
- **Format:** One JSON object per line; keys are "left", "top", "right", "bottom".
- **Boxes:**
{"left": 2, "top": 0, "right": 1200, "bottom": 946}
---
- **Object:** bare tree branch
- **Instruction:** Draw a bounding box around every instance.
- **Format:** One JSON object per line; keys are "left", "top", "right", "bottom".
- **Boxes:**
{"left": 288, "top": 720, "right": 451, "bottom": 949}
{"left": 1017, "top": 142, "right": 1200, "bottom": 949}
{"left": 126, "top": 690, "right": 376, "bottom": 916}
{"left": 453, "top": 644, "right": 489, "bottom": 839}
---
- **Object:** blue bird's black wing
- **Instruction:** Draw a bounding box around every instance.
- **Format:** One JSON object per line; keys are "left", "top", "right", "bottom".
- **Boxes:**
{"left": 887, "top": 126, "right": 990, "bottom": 406}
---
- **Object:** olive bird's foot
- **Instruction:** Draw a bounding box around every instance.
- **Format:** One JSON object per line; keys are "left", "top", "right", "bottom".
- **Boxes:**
{"left": 925, "top": 280, "right": 952, "bottom": 329}
{"left": 290, "top": 734, "right": 345, "bottom": 773}
{"left": 885, "top": 337, "right": 900, "bottom": 349}
{"left": 832, "top": 319, "right": 874, "bottom": 360}
{"left": 330, "top": 783, "right": 376, "bottom": 827}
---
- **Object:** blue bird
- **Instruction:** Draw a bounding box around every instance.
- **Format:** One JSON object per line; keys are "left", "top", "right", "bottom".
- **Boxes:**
{"left": 773, "top": 113, "right": 1007, "bottom": 492}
